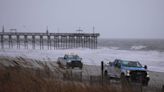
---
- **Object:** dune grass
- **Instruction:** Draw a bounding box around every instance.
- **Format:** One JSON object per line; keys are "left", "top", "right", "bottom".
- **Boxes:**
{"left": 0, "top": 66, "right": 119, "bottom": 92}
{"left": 0, "top": 57, "right": 163, "bottom": 92}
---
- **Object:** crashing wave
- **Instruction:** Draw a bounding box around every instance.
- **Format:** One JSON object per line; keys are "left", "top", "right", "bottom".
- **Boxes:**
{"left": 131, "top": 45, "right": 147, "bottom": 50}
{"left": 0, "top": 47, "right": 164, "bottom": 72}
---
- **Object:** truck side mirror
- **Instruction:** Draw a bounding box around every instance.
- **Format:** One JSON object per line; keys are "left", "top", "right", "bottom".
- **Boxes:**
{"left": 109, "top": 62, "right": 112, "bottom": 66}
{"left": 144, "top": 65, "right": 147, "bottom": 69}
{"left": 118, "top": 64, "right": 121, "bottom": 68}
{"left": 115, "top": 63, "right": 121, "bottom": 68}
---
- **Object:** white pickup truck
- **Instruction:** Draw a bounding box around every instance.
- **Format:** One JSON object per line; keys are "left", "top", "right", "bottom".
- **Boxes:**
{"left": 104, "top": 59, "right": 150, "bottom": 86}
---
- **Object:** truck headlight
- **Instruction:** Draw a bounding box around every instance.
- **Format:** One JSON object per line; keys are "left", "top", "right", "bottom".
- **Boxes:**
{"left": 126, "top": 70, "right": 130, "bottom": 76}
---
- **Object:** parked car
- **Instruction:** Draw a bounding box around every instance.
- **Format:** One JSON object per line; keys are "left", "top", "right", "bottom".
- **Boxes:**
{"left": 57, "top": 54, "right": 83, "bottom": 69}
{"left": 104, "top": 59, "right": 150, "bottom": 86}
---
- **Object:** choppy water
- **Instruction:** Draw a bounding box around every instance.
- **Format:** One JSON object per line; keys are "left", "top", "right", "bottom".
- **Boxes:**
{"left": 0, "top": 39, "right": 164, "bottom": 72}
{"left": 98, "top": 39, "right": 164, "bottom": 51}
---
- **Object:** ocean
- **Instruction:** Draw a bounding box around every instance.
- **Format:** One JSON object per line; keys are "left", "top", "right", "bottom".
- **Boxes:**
{"left": 98, "top": 39, "right": 164, "bottom": 51}
{"left": 0, "top": 39, "right": 164, "bottom": 72}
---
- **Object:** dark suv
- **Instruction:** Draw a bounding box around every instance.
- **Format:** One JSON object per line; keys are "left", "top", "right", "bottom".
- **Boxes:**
{"left": 57, "top": 54, "right": 83, "bottom": 69}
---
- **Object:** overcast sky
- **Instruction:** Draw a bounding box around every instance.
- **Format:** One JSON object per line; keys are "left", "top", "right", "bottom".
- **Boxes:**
{"left": 0, "top": 0, "right": 164, "bottom": 39}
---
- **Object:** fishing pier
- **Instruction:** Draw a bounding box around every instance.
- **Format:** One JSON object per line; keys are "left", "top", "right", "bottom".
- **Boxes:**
{"left": 0, "top": 27, "right": 100, "bottom": 49}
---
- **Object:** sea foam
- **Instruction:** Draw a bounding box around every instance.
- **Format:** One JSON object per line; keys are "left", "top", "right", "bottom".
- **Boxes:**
{"left": 0, "top": 47, "right": 164, "bottom": 72}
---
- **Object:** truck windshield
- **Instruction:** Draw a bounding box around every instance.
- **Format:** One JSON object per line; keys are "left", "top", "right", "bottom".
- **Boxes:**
{"left": 121, "top": 61, "right": 142, "bottom": 68}
{"left": 67, "top": 55, "right": 80, "bottom": 60}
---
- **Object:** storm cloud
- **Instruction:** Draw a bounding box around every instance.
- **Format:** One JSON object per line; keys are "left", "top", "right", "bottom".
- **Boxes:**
{"left": 0, "top": 0, "right": 164, "bottom": 39}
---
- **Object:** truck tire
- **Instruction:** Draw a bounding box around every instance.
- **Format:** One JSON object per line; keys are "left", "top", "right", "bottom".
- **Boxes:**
{"left": 143, "top": 81, "right": 148, "bottom": 86}
{"left": 104, "top": 70, "right": 110, "bottom": 84}
{"left": 104, "top": 70, "right": 108, "bottom": 77}
{"left": 121, "top": 73, "right": 126, "bottom": 84}
{"left": 104, "top": 70, "right": 111, "bottom": 80}
{"left": 79, "top": 66, "right": 83, "bottom": 69}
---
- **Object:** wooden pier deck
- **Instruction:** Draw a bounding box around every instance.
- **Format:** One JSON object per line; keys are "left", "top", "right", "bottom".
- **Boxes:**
{"left": 0, "top": 32, "right": 100, "bottom": 49}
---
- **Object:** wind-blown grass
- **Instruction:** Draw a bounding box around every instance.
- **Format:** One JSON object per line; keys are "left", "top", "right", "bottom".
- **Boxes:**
{"left": 0, "top": 56, "right": 163, "bottom": 92}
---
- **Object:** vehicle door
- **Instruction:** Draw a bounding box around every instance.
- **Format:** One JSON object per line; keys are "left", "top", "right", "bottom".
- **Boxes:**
{"left": 114, "top": 60, "right": 121, "bottom": 78}
{"left": 110, "top": 60, "right": 118, "bottom": 77}
{"left": 107, "top": 62, "right": 115, "bottom": 77}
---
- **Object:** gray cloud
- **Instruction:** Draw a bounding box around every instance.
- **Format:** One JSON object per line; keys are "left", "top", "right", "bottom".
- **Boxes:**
{"left": 0, "top": 0, "right": 164, "bottom": 39}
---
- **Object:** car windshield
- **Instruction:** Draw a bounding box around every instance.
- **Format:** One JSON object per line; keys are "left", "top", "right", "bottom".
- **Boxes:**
{"left": 121, "top": 60, "right": 142, "bottom": 68}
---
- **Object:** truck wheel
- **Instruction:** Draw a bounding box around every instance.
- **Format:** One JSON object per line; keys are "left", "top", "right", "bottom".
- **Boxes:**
{"left": 143, "top": 81, "right": 148, "bottom": 86}
{"left": 57, "top": 61, "right": 60, "bottom": 64}
{"left": 104, "top": 71, "right": 110, "bottom": 80}
{"left": 104, "top": 70, "right": 110, "bottom": 84}
{"left": 121, "top": 73, "right": 126, "bottom": 84}
{"left": 104, "top": 70, "right": 108, "bottom": 77}
{"left": 79, "top": 66, "right": 83, "bottom": 69}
